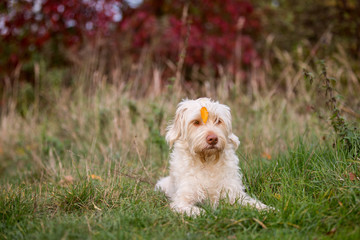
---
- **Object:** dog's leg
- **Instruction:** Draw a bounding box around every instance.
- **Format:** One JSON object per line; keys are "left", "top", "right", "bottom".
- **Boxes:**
{"left": 155, "top": 176, "right": 174, "bottom": 198}
{"left": 222, "top": 187, "right": 270, "bottom": 210}
{"left": 233, "top": 191, "right": 271, "bottom": 210}
{"left": 221, "top": 177, "right": 273, "bottom": 211}
{"left": 170, "top": 187, "right": 203, "bottom": 216}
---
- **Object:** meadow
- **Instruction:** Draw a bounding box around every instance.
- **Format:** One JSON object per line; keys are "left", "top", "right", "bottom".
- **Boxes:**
{"left": 1, "top": 41, "right": 360, "bottom": 239}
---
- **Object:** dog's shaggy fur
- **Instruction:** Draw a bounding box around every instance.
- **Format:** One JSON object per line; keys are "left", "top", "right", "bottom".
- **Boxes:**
{"left": 155, "top": 98, "right": 270, "bottom": 215}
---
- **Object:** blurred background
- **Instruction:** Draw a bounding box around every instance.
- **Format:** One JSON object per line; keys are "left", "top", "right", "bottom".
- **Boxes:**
{"left": 1, "top": 0, "right": 359, "bottom": 98}
{"left": 0, "top": 0, "right": 359, "bottom": 174}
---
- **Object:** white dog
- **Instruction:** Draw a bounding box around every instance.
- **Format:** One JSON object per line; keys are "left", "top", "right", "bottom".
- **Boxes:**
{"left": 155, "top": 98, "right": 271, "bottom": 216}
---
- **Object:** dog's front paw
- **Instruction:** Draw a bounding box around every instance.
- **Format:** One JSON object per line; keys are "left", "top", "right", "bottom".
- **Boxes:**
{"left": 170, "top": 203, "right": 204, "bottom": 216}
{"left": 255, "top": 202, "right": 276, "bottom": 212}
{"left": 183, "top": 206, "right": 203, "bottom": 216}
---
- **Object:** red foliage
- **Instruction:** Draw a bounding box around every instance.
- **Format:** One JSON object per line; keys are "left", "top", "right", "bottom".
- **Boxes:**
{"left": 120, "top": 0, "right": 261, "bottom": 69}
{"left": 0, "top": 0, "right": 261, "bottom": 77}
{"left": 1, "top": 0, "right": 123, "bottom": 72}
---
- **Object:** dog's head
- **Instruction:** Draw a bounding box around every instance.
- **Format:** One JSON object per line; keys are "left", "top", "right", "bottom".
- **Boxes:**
{"left": 166, "top": 98, "right": 240, "bottom": 156}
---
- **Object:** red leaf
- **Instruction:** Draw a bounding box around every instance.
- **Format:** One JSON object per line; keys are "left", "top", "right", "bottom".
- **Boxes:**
{"left": 326, "top": 227, "right": 337, "bottom": 236}
{"left": 349, "top": 172, "right": 356, "bottom": 181}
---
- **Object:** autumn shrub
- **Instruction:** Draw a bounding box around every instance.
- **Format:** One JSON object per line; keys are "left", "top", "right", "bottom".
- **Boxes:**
{"left": 119, "top": 0, "right": 261, "bottom": 69}
{"left": 0, "top": 0, "right": 123, "bottom": 79}
{"left": 0, "top": 0, "right": 260, "bottom": 85}
{"left": 304, "top": 60, "right": 360, "bottom": 156}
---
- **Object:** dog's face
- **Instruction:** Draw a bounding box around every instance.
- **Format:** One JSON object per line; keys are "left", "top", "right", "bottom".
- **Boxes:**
{"left": 166, "top": 98, "right": 240, "bottom": 156}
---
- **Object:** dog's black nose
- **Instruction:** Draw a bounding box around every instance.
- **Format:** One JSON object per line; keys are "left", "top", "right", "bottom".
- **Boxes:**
{"left": 206, "top": 134, "right": 218, "bottom": 145}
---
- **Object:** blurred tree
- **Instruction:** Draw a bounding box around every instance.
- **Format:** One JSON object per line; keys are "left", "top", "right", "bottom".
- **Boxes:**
{"left": 257, "top": 0, "right": 360, "bottom": 58}
{"left": 119, "top": 0, "right": 261, "bottom": 70}
{"left": 0, "top": 0, "right": 126, "bottom": 80}
{"left": 0, "top": 0, "right": 261, "bottom": 83}
{"left": 2, "top": 0, "right": 358, "bottom": 87}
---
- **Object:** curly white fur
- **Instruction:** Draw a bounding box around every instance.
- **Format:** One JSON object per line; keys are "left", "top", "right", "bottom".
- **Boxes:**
{"left": 155, "top": 98, "right": 271, "bottom": 216}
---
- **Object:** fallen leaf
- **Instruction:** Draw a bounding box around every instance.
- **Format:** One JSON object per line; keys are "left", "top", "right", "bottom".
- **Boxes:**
{"left": 349, "top": 172, "right": 356, "bottom": 181}
{"left": 59, "top": 175, "right": 74, "bottom": 185}
{"left": 91, "top": 174, "right": 102, "bottom": 181}
{"left": 338, "top": 201, "right": 343, "bottom": 207}
{"left": 274, "top": 193, "right": 281, "bottom": 200}
{"left": 326, "top": 227, "right": 337, "bottom": 236}
{"left": 261, "top": 152, "right": 272, "bottom": 160}
{"left": 200, "top": 107, "right": 209, "bottom": 124}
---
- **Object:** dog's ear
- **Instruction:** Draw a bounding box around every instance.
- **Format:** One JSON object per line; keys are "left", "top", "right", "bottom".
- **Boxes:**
{"left": 166, "top": 107, "right": 187, "bottom": 148}
{"left": 229, "top": 133, "right": 240, "bottom": 149}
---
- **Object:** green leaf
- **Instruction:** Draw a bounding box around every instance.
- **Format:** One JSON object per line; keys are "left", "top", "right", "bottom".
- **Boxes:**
{"left": 329, "top": 77, "right": 337, "bottom": 86}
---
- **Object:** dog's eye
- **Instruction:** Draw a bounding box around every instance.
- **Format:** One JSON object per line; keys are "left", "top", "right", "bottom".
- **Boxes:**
{"left": 193, "top": 120, "right": 200, "bottom": 126}
{"left": 216, "top": 119, "right": 222, "bottom": 125}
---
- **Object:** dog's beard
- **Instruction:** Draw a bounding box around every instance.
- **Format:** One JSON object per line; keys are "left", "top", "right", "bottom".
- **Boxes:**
{"left": 188, "top": 134, "right": 226, "bottom": 161}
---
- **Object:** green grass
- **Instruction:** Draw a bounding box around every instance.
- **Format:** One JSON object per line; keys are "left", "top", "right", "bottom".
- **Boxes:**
{"left": 1, "top": 135, "right": 359, "bottom": 239}
{"left": 1, "top": 69, "right": 359, "bottom": 239}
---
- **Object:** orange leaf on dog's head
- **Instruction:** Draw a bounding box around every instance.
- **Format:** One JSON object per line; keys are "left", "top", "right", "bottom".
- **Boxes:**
{"left": 200, "top": 107, "right": 209, "bottom": 124}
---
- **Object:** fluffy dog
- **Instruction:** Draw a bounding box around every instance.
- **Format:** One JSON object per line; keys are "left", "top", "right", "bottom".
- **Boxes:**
{"left": 155, "top": 98, "right": 271, "bottom": 215}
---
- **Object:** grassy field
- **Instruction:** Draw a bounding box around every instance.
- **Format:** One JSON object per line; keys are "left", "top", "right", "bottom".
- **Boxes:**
{"left": 1, "top": 52, "right": 360, "bottom": 239}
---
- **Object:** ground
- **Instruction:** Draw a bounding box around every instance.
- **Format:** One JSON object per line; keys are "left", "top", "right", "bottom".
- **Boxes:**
{"left": 1, "top": 78, "right": 359, "bottom": 239}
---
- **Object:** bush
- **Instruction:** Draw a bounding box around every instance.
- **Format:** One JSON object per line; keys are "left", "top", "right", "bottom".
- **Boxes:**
{"left": 0, "top": 0, "right": 260, "bottom": 83}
